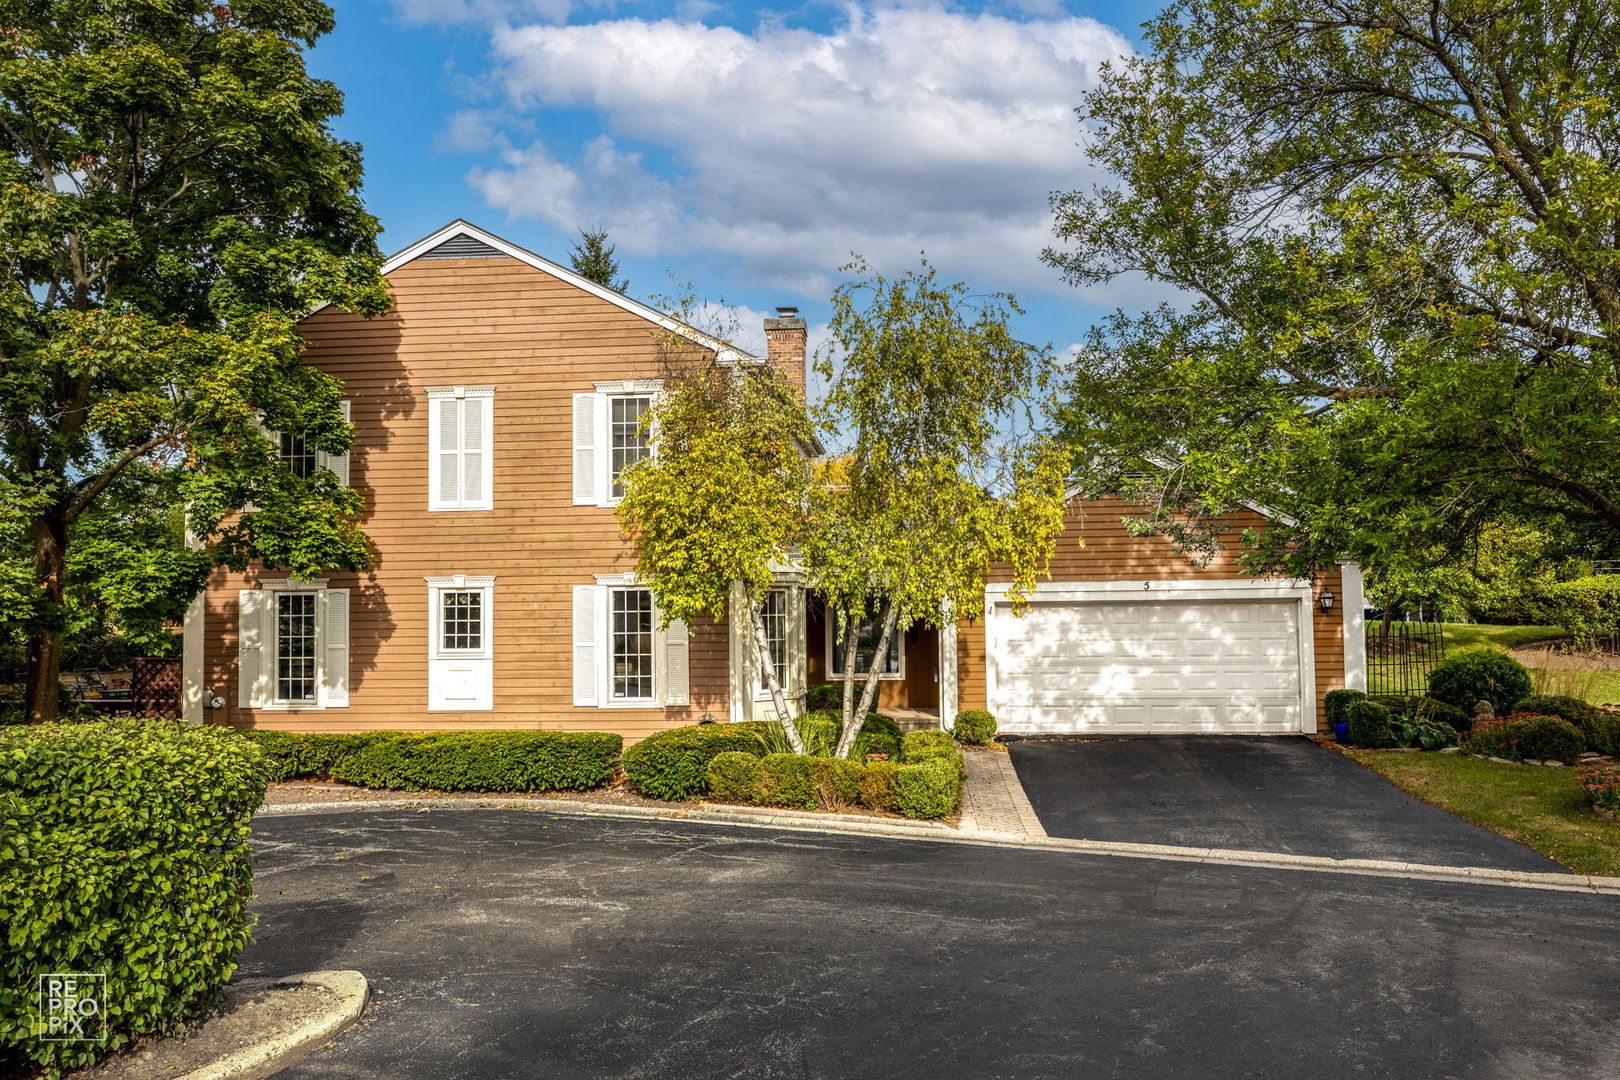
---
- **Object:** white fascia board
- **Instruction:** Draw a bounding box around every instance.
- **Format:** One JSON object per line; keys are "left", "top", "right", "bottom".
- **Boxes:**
{"left": 313, "top": 220, "right": 758, "bottom": 366}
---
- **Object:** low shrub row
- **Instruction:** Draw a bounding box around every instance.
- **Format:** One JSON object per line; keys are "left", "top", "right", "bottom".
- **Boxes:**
{"left": 1, "top": 720, "right": 270, "bottom": 1076}
{"left": 1460, "top": 714, "right": 1587, "bottom": 763}
{"left": 697, "top": 724, "right": 965, "bottom": 819}
{"left": 243, "top": 729, "right": 621, "bottom": 792}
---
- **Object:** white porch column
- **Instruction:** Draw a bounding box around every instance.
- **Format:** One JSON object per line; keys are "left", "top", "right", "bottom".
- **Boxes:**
{"left": 1338, "top": 560, "right": 1367, "bottom": 691}
{"left": 937, "top": 599, "right": 958, "bottom": 730}
{"left": 727, "top": 580, "right": 750, "bottom": 722}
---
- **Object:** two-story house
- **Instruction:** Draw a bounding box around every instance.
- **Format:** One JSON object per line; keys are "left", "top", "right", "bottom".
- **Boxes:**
{"left": 184, "top": 220, "right": 1363, "bottom": 742}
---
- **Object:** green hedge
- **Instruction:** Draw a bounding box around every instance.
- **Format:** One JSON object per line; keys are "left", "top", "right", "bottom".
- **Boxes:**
{"left": 622, "top": 722, "right": 776, "bottom": 800}
{"left": 706, "top": 751, "right": 763, "bottom": 803}
{"left": 901, "top": 729, "right": 959, "bottom": 767}
{"left": 0, "top": 720, "right": 269, "bottom": 1075}
{"left": 859, "top": 761, "right": 901, "bottom": 812}
{"left": 894, "top": 758, "right": 961, "bottom": 820}
{"left": 952, "top": 710, "right": 997, "bottom": 745}
{"left": 242, "top": 729, "right": 620, "bottom": 792}
{"left": 1539, "top": 577, "right": 1620, "bottom": 650}
{"left": 1583, "top": 712, "right": 1620, "bottom": 755}
{"left": 1514, "top": 695, "right": 1595, "bottom": 725}
{"left": 1369, "top": 695, "right": 1472, "bottom": 731}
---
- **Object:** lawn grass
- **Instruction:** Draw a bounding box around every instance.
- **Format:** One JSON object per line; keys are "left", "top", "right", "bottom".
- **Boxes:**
{"left": 1437, "top": 622, "right": 1562, "bottom": 650}
{"left": 1345, "top": 749, "right": 1620, "bottom": 876}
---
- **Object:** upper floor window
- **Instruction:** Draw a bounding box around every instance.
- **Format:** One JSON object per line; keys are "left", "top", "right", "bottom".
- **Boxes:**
{"left": 609, "top": 394, "right": 652, "bottom": 500}
{"left": 830, "top": 612, "right": 903, "bottom": 679}
{"left": 427, "top": 386, "right": 495, "bottom": 512}
{"left": 279, "top": 433, "right": 317, "bottom": 480}
{"left": 573, "top": 381, "right": 663, "bottom": 508}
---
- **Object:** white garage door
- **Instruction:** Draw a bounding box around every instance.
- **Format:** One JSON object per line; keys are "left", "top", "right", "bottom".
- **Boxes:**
{"left": 988, "top": 599, "right": 1304, "bottom": 734}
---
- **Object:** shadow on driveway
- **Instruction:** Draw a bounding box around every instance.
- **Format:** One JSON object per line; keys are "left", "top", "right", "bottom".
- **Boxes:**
{"left": 1006, "top": 735, "right": 1560, "bottom": 872}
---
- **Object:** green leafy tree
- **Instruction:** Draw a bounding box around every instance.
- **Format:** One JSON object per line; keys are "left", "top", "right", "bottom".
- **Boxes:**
{"left": 807, "top": 260, "right": 1071, "bottom": 757}
{"left": 569, "top": 226, "right": 628, "bottom": 293}
{"left": 1045, "top": 0, "right": 1620, "bottom": 580}
{"left": 617, "top": 344, "right": 816, "bottom": 753}
{"left": 1, "top": 0, "right": 391, "bottom": 721}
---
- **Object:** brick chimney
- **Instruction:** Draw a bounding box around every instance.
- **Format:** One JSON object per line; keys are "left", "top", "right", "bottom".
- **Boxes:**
{"left": 763, "top": 306, "right": 807, "bottom": 388}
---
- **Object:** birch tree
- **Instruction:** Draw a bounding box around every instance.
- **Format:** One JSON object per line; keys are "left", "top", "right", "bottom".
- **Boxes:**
{"left": 805, "top": 260, "right": 1071, "bottom": 759}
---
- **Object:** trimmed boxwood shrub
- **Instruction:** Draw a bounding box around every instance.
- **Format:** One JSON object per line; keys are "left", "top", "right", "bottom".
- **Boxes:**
{"left": 328, "top": 731, "right": 620, "bottom": 792}
{"left": 813, "top": 756, "right": 865, "bottom": 806}
{"left": 1324, "top": 689, "right": 1366, "bottom": 726}
{"left": 952, "top": 709, "right": 997, "bottom": 745}
{"left": 1460, "top": 715, "right": 1586, "bottom": 763}
{"left": 853, "top": 713, "right": 902, "bottom": 759}
{"left": 756, "top": 753, "right": 817, "bottom": 808}
{"left": 622, "top": 721, "right": 776, "bottom": 800}
{"left": 1345, "top": 699, "right": 1395, "bottom": 748}
{"left": 706, "top": 751, "right": 763, "bottom": 803}
{"left": 1426, "top": 647, "right": 1533, "bottom": 716}
{"left": 0, "top": 720, "right": 269, "bottom": 1075}
{"left": 1514, "top": 695, "right": 1594, "bottom": 725}
{"left": 859, "top": 760, "right": 901, "bottom": 811}
{"left": 894, "top": 758, "right": 962, "bottom": 819}
{"left": 805, "top": 683, "right": 843, "bottom": 711}
{"left": 902, "top": 728, "right": 957, "bottom": 763}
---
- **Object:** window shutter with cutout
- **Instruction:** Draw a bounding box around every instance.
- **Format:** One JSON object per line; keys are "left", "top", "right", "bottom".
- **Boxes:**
{"left": 572, "top": 585, "right": 598, "bottom": 706}
{"left": 322, "top": 588, "right": 350, "bottom": 707}
{"left": 317, "top": 400, "right": 352, "bottom": 487}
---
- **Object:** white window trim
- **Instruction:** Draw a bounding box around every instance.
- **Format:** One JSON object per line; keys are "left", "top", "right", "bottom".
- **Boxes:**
{"left": 426, "top": 385, "right": 495, "bottom": 512}
{"left": 264, "top": 399, "right": 351, "bottom": 486}
{"left": 603, "top": 581, "right": 657, "bottom": 707}
{"left": 594, "top": 380, "right": 662, "bottom": 509}
{"left": 258, "top": 578, "right": 328, "bottom": 711}
{"left": 754, "top": 588, "right": 790, "bottom": 700}
{"left": 827, "top": 611, "right": 906, "bottom": 681}
{"left": 425, "top": 575, "right": 496, "bottom": 660}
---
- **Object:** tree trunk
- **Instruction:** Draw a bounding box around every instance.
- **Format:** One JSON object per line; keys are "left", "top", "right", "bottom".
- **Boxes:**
{"left": 838, "top": 610, "right": 859, "bottom": 731}
{"left": 23, "top": 515, "right": 69, "bottom": 724}
{"left": 747, "top": 594, "right": 805, "bottom": 754}
{"left": 836, "top": 601, "right": 898, "bottom": 760}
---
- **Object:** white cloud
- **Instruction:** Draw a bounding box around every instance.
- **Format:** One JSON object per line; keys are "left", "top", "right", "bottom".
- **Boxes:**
{"left": 451, "top": 5, "right": 1133, "bottom": 295}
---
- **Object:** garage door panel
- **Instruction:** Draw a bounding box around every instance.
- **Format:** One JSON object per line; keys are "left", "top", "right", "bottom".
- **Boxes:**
{"left": 990, "top": 598, "right": 1304, "bottom": 734}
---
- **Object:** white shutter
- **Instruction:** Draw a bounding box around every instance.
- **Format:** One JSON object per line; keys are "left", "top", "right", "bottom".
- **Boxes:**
{"left": 663, "top": 618, "right": 690, "bottom": 706}
{"left": 572, "top": 585, "right": 599, "bottom": 706}
{"left": 787, "top": 588, "right": 806, "bottom": 696}
{"left": 322, "top": 588, "right": 350, "bottom": 707}
{"left": 572, "top": 393, "right": 598, "bottom": 505}
{"left": 318, "top": 400, "right": 352, "bottom": 487}
{"left": 432, "top": 397, "right": 461, "bottom": 509}
{"left": 238, "top": 589, "right": 266, "bottom": 708}
{"left": 462, "top": 397, "right": 486, "bottom": 507}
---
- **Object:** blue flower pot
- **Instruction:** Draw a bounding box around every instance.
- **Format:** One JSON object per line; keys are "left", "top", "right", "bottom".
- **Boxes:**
{"left": 1333, "top": 722, "right": 1350, "bottom": 744}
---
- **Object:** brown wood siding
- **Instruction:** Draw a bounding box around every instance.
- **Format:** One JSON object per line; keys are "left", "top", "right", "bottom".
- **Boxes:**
{"left": 955, "top": 496, "right": 1346, "bottom": 731}
{"left": 201, "top": 256, "right": 729, "bottom": 742}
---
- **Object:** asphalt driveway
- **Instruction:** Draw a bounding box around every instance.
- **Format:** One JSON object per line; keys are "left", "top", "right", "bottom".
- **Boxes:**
{"left": 245, "top": 808, "right": 1618, "bottom": 1080}
{"left": 1006, "top": 735, "right": 1560, "bottom": 871}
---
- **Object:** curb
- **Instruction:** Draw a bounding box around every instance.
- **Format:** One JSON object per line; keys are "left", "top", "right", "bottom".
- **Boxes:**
{"left": 173, "top": 970, "right": 368, "bottom": 1080}
{"left": 255, "top": 798, "right": 1620, "bottom": 896}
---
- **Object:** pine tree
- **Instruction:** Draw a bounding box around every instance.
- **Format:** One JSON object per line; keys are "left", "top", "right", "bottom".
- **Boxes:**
{"left": 569, "top": 227, "right": 628, "bottom": 292}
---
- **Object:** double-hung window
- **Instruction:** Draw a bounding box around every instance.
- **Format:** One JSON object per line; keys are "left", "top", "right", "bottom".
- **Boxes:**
{"left": 830, "top": 612, "right": 903, "bottom": 679}
{"left": 758, "top": 589, "right": 788, "bottom": 693}
{"left": 427, "top": 386, "right": 495, "bottom": 511}
{"left": 572, "top": 381, "right": 662, "bottom": 507}
{"left": 270, "top": 400, "right": 351, "bottom": 485}
{"left": 610, "top": 587, "right": 655, "bottom": 702}
{"left": 426, "top": 576, "right": 495, "bottom": 710}
{"left": 274, "top": 593, "right": 319, "bottom": 703}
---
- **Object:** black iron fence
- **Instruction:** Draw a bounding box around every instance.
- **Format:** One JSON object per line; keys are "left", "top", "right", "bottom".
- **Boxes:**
{"left": 1366, "top": 619, "right": 1447, "bottom": 696}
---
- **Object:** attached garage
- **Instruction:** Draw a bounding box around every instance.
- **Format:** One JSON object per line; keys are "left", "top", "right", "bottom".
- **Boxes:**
{"left": 984, "top": 582, "right": 1316, "bottom": 734}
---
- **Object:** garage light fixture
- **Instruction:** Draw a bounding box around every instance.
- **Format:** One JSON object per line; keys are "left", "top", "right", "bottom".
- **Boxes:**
{"left": 1318, "top": 590, "right": 1336, "bottom": 614}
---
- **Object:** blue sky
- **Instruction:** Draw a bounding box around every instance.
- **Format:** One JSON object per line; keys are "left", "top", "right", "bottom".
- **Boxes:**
{"left": 309, "top": 0, "right": 1165, "bottom": 361}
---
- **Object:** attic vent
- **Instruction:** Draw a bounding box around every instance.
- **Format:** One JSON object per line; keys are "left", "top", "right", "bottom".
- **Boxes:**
{"left": 420, "top": 234, "right": 506, "bottom": 260}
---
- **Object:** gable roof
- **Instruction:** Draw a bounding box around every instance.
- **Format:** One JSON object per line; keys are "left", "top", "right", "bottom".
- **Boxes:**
{"left": 325, "top": 219, "right": 759, "bottom": 366}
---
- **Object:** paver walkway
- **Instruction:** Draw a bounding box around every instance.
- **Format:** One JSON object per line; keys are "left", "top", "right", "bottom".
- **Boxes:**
{"left": 958, "top": 748, "right": 1046, "bottom": 837}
